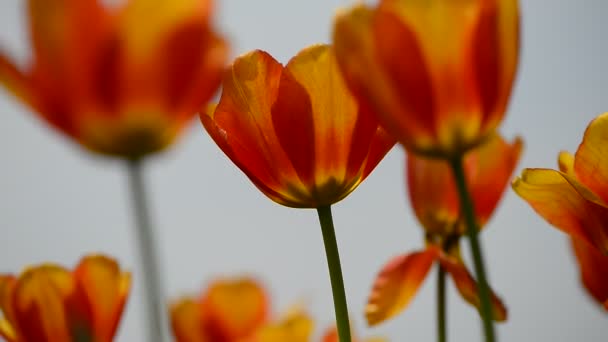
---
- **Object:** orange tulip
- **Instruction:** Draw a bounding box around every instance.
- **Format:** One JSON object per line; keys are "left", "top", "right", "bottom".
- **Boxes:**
{"left": 571, "top": 237, "right": 608, "bottom": 310}
{"left": 333, "top": 0, "right": 520, "bottom": 158}
{"left": 513, "top": 113, "right": 608, "bottom": 254}
{"left": 201, "top": 44, "right": 395, "bottom": 208}
{"left": 170, "top": 278, "right": 314, "bottom": 342}
{"left": 365, "top": 134, "right": 522, "bottom": 326}
{"left": 0, "top": 0, "right": 227, "bottom": 158}
{"left": 0, "top": 255, "right": 131, "bottom": 342}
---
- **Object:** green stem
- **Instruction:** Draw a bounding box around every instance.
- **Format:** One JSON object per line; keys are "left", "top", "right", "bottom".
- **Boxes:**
{"left": 316, "top": 205, "right": 352, "bottom": 342}
{"left": 437, "top": 264, "right": 447, "bottom": 342}
{"left": 127, "top": 159, "right": 167, "bottom": 342}
{"left": 449, "top": 157, "right": 495, "bottom": 342}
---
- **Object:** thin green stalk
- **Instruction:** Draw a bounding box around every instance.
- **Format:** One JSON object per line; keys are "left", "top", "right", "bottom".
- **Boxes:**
{"left": 449, "top": 156, "right": 495, "bottom": 342}
{"left": 127, "top": 158, "right": 167, "bottom": 342}
{"left": 316, "top": 205, "right": 352, "bottom": 342}
{"left": 437, "top": 264, "right": 447, "bottom": 342}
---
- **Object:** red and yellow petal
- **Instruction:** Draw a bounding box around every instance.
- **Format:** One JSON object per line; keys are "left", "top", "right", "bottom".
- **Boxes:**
{"left": 573, "top": 113, "right": 608, "bottom": 204}
{"left": 512, "top": 168, "right": 608, "bottom": 254}
{"left": 365, "top": 248, "right": 439, "bottom": 326}
{"left": 571, "top": 238, "right": 608, "bottom": 310}
{"left": 438, "top": 254, "right": 507, "bottom": 321}
{"left": 170, "top": 298, "right": 210, "bottom": 342}
{"left": 0, "top": 276, "right": 18, "bottom": 342}
{"left": 201, "top": 278, "right": 269, "bottom": 340}
{"left": 407, "top": 134, "right": 522, "bottom": 234}
{"left": 73, "top": 255, "right": 131, "bottom": 341}
{"left": 251, "top": 307, "right": 313, "bottom": 342}
{"left": 202, "top": 50, "right": 307, "bottom": 207}
{"left": 12, "top": 265, "right": 74, "bottom": 342}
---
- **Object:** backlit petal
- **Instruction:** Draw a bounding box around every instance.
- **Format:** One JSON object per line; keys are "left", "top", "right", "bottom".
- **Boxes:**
{"left": 252, "top": 308, "right": 313, "bottom": 342}
{"left": 0, "top": 276, "right": 17, "bottom": 342}
{"left": 170, "top": 298, "right": 209, "bottom": 342}
{"left": 439, "top": 254, "right": 507, "bottom": 321}
{"left": 366, "top": 248, "right": 439, "bottom": 326}
{"left": 73, "top": 255, "right": 131, "bottom": 341}
{"left": 12, "top": 265, "right": 74, "bottom": 342}
{"left": 573, "top": 113, "right": 608, "bottom": 204}
{"left": 201, "top": 278, "right": 269, "bottom": 340}
{"left": 513, "top": 169, "right": 608, "bottom": 253}
{"left": 571, "top": 238, "right": 608, "bottom": 310}
{"left": 408, "top": 134, "right": 522, "bottom": 234}
{"left": 0, "top": 54, "right": 36, "bottom": 108}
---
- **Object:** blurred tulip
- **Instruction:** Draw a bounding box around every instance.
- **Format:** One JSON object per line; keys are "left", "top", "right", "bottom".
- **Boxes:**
{"left": 333, "top": 0, "right": 519, "bottom": 158}
{"left": 201, "top": 44, "right": 395, "bottom": 208}
{"left": 170, "top": 278, "right": 314, "bottom": 342}
{"left": 0, "top": 0, "right": 227, "bottom": 158}
{"left": 366, "top": 134, "right": 522, "bottom": 326}
{"left": 513, "top": 112, "right": 608, "bottom": 254}
{"left": 0, "top": 255, "right": 130, "bottom": 342}
{"left": 322, "top": 325, "right": 386, "bottom": 342}
{"left": 571, "top": 237, "right": 608, "bottom": 310}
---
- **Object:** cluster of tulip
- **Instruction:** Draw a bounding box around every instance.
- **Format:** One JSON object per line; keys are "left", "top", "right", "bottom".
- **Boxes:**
{"left": 0, "top": 0, "right": 606, "bottom": 342}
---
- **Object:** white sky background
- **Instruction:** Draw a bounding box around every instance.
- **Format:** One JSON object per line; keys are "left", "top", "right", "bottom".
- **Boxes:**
{"left": 0, "top": 0, "right": 607, "bottom": 341}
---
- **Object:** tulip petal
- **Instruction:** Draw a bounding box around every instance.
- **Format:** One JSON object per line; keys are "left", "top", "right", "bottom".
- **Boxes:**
{"left": 571, "top": 238, "right": 608, "bottom": 309}
{"left": 285, "top": 45, "right": 359, "bottom": 189}
{"left": 201, "top": 278, "right": 268, "bottom": 340}
{"left": 474, "top": 0, "right": 520, "bottom": 128}
{"left": 202, "top": 51, "right": 309, "bottom": 207}
{"left": 573, "top": 113, "right": 608, "bottom": 204}
{"left": 408, "top": 134, "right": 522, "bottom": 234}
{"left": 465, "top": 134, "right": 523, "bottom": 225}
{"left": 0, "top": 276, "right": 17, "bottom": 342}
{"left": 253, "top": 308, "right": 313, "bottom": 342}
{"left": 333, "top": 5, "right": 426, "bottom": 152}
{"left": 170, "top": 298, "right": 209, "bottom": 342}
{"left": 12, "top": 265, "right": 74, "bottom": 342}
{"left": 0, "top": 54, "right": 36, "bottom": 108}
{"left": 438, "top": 255, "right": 507, "bottom": 321}
{"left": 366, "top": 248, "right": 439, "bottom": 326}
{"left": 513, "top": 169, "right": 608, "bottom": 253}
{"left": 73, "top": 255, "right": 131, "bottom": 341}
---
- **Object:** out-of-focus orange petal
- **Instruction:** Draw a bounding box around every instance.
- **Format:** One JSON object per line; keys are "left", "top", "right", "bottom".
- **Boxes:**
{"left": 73, "top": 255, "right": 131, "bottom": 341}
{"left": 408, "top": 134, "right": 522, "bottom": 234}
{"left": 170, "top": 298, "right": 209, "bottom": 342}
{"left": 322, "top": 326, "right": 387, "bottom": 342}
{"left": 571, "top": 238, "right": 608, "bottom": 310}
{"left": 333, "top": 4, "right": 434, "bottom": 155}
{"left": 512, "top": 169, "right": 608, "bottom": 254}
{"left": 465, "top": 134, "right": 523, "bottom": 225}
{"left": 12, "top": 265, "right": 74, "bottom": 342}
{"left": 0, "top": 54, "right": 36, "bottom": 108}
{"left": 438, "top": 254, "right": 507, "bottom": 321}
{"left": 366, "top": 248, "right": 439, "bottom": 326}
{"left": 473, "top": 0, "right": 520, "bottom": 130}
{"left": 201, "top": 278, "right": 269, "bottom": 340}
{"left": 0, "top": 276, "right": 18, "bottom": 342}
{"left": 252, "top": 308, "right": 313, "bottom": 342}
{"left": 573, "top": 113, "right": 608, "bottom": 204}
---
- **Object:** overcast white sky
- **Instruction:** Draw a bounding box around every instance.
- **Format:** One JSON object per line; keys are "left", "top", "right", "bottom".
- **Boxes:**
{"left": 0, "top": 1, "right": 607, "bottom": 341}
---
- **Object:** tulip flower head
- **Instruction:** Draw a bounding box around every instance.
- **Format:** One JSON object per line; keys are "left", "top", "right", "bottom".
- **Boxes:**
{"left": 0, "top": 0, "right": 227, "bottom": 158}
{"left": 170, "top": 277, "right": 314, "bottom": 342}
{"left": 513, "top": 112, "right": 608, "bottom": 255}
{"left": 333, "top": 0, "right": 520, "bottom": 158}
{"left": 0, "top": 255, "right": 130, "bottom": 342}
{"left": 366, "top": 134, "right": 522, "bottom": 325}
{"left": 201, "top": 44, "right": 395, "bottom": 208}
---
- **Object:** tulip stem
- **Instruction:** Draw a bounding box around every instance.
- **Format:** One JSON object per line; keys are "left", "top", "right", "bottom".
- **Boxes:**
{"left": 127, "top": 158, "right": 167, "bottom": 342}
{"left": 317, "top": 205, "right": 352, "bottom": 342}
{"left": 437, "top": 264, "right": 447, "bottom": 342}
{"left": 449, "top": 157, "right": 495, "bottom": 342}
